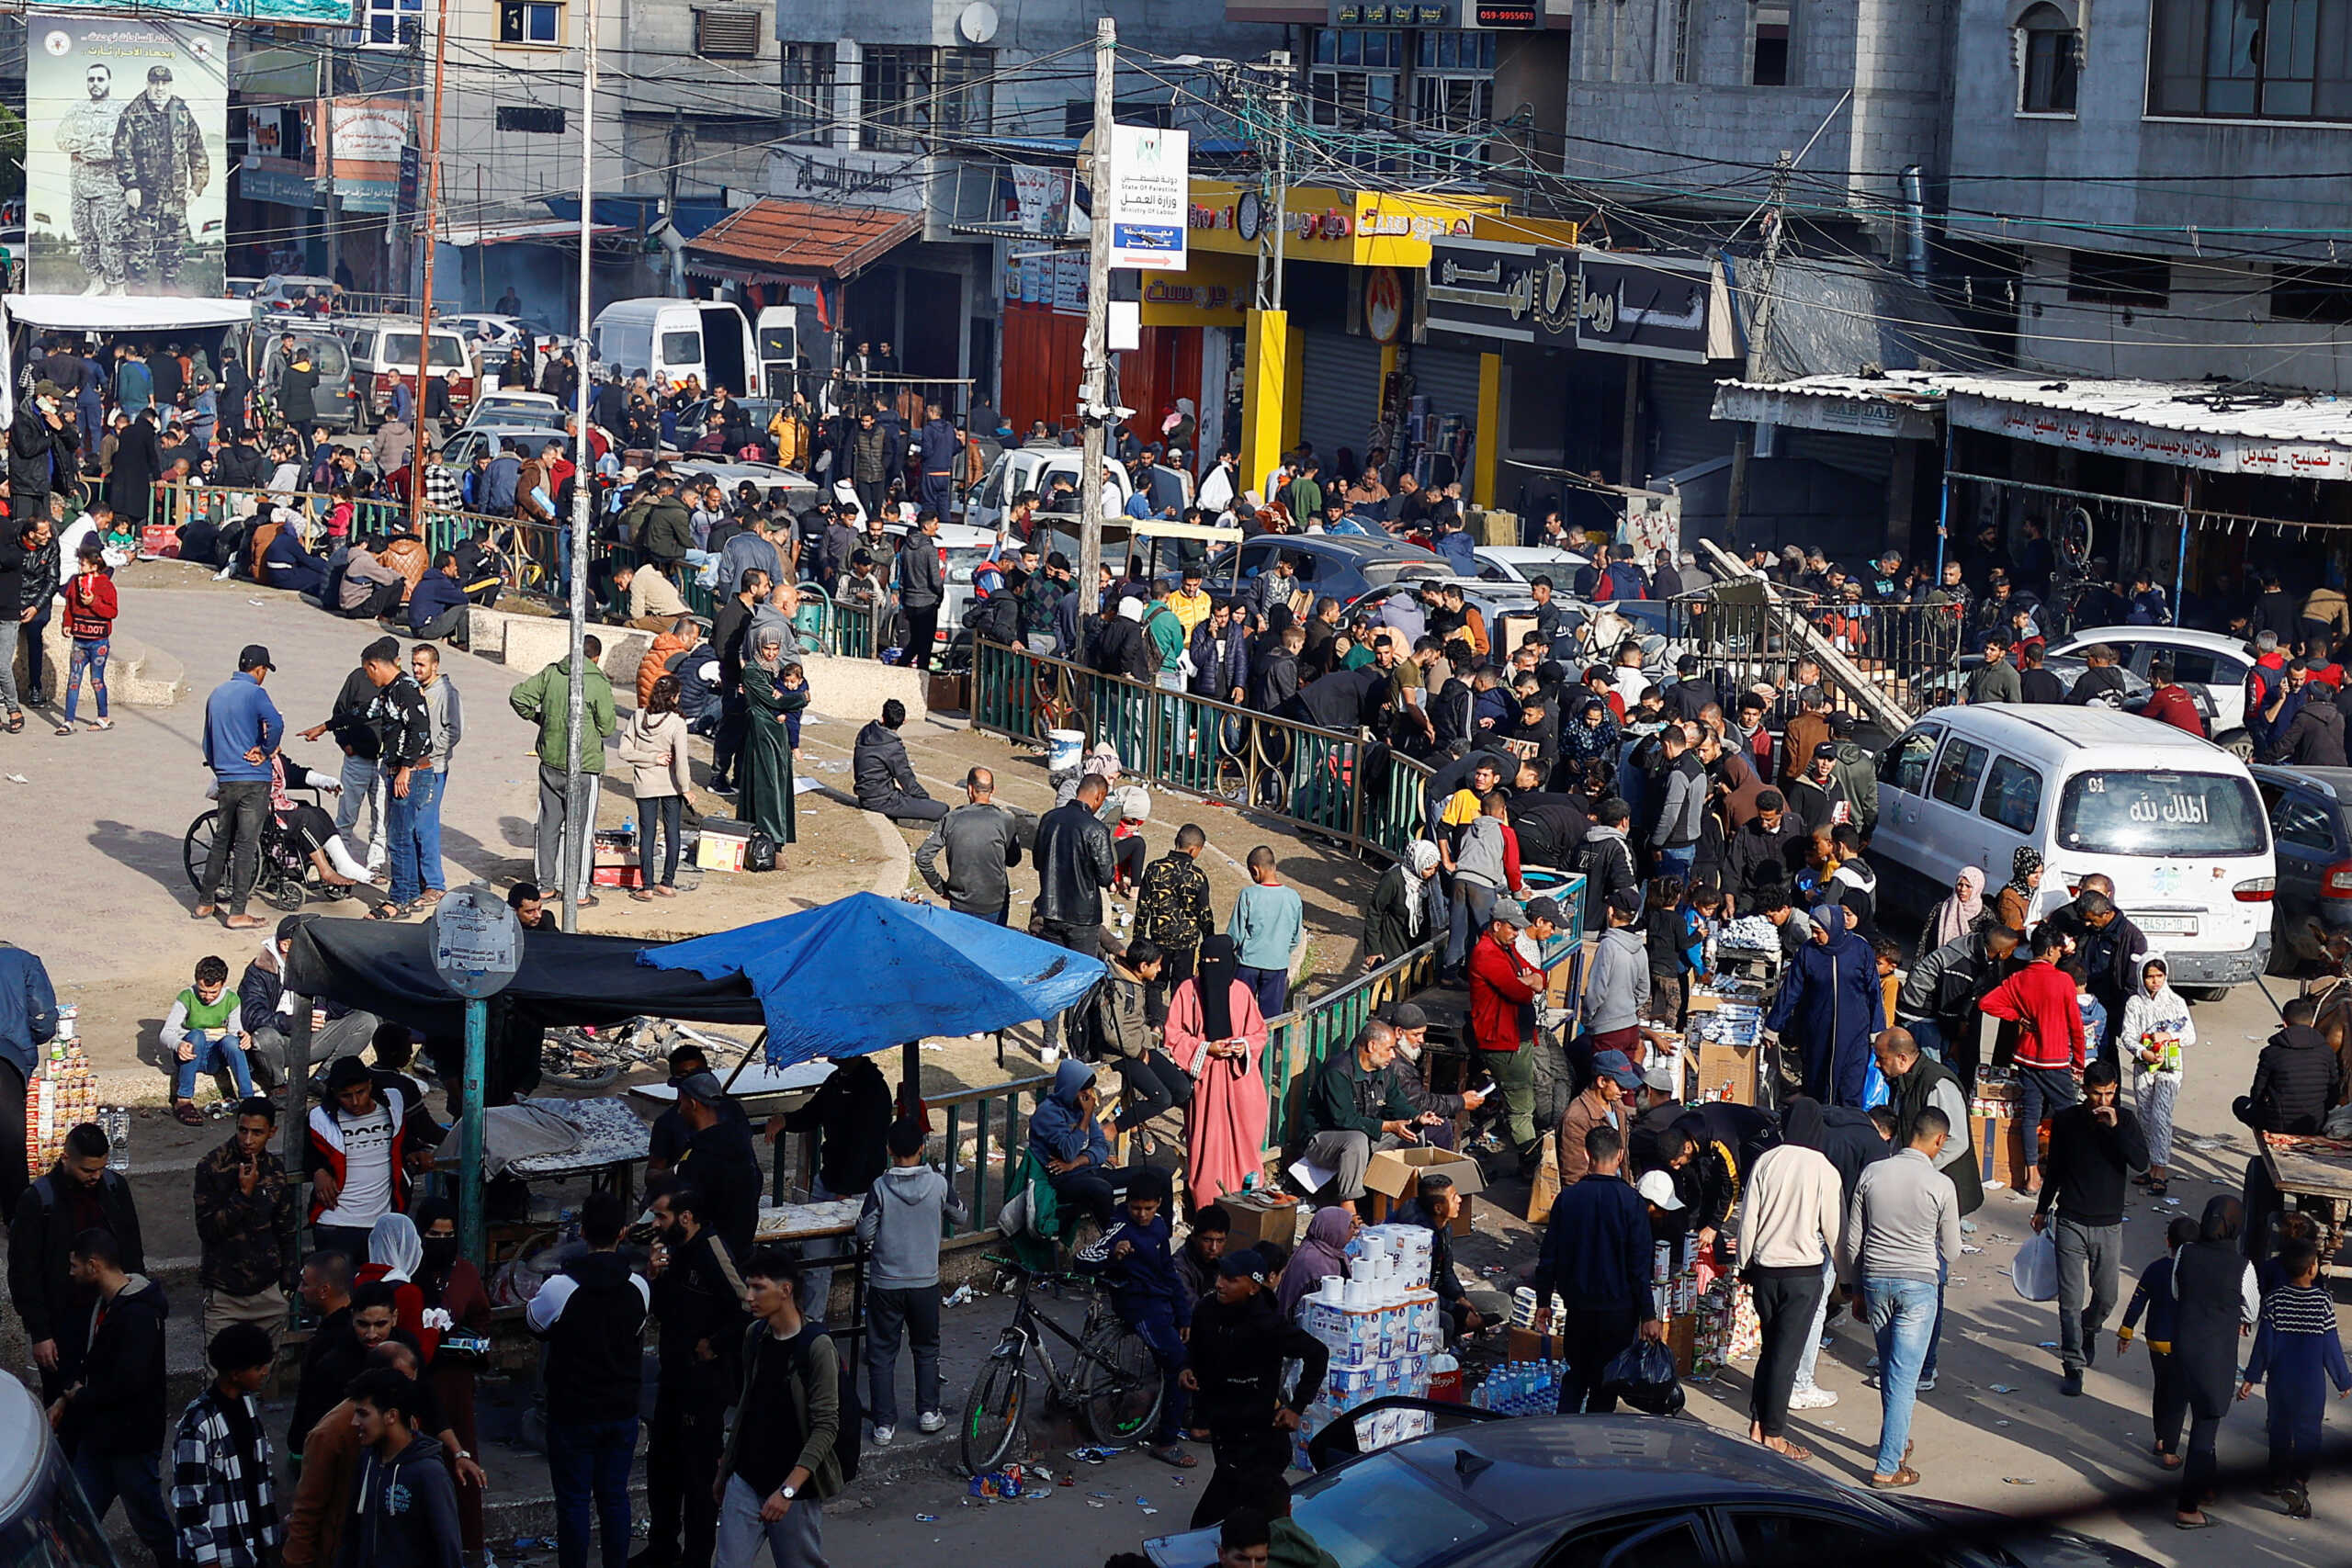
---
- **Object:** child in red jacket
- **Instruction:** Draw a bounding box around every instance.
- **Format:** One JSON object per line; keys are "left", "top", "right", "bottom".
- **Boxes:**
{"left": 1980, "top": 924, "right": 2085, "bottom": 1196}
{"left": 58, "top": 539, "right": 117, "bottom": 734}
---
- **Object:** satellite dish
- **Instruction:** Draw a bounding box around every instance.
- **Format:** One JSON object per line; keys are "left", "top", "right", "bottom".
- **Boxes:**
{"left": 958, "top": 2, "right": 999, "bottom": 42}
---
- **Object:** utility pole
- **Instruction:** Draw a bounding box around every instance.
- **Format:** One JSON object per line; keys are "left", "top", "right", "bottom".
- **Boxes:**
{"left": 407, "top": 0, "right": 453, "bottom": 528}
{"left": 321, "top": 54, "right": 343, "bottom": 288}
{"left": 559, "top": 0, "right": 599, "bottom": 933}
{"left": 1239, "top": 51, "right": 1292, "bottom": 509}
{"left": 1724, "top": 148, "right": 1792, "bottom": 537}
{"left": 1075, "top": 16, "right": 1115, "bottom": 638}
{"left": 1251, "top": 52, "right": 1291, "bottom": 315}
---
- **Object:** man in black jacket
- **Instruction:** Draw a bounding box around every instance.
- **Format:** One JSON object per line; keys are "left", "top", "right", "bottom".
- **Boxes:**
{"left": 526, "top": 1192, "right": 650, "bottom": 1568}
{"left": 2032, "top": 1062, "right": 2148, "bottom": 1395}
{"left": 1725, "top": 791, "right": 1805, "bottom": 913}
{"left": 1182, "top": 1247, "right": 1329, "bottom": 1530}
{"left": 53, "top": 1228, "right": 176, "bottom": 1568}
{"left": 2238, "top": 997, "right": 2345, "bottom": 1134}
{"left": 852, "top": 699, "right": 947, "bottom": 823}
{"left": 641, "top": 1180, "right": 748, "bottom": 1568}
{"left": 2041, "top": 881, "right": 2147, "bottom": 1068}
{"left": 9, "top": 383, "right": 80, "bottom": 523}
{"left": 1035, "top": 773, "right": 1116, "bottom": 1054}
{"left": 8, "top": 1122, "right": 143, "bottom": 1399}
{"left": 671, "top": 1074, "right": 762, "bottom": 1261}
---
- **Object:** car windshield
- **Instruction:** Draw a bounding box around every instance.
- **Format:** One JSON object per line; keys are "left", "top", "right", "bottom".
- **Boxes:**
{"left": 2055, "top": 771, "right": 2267, "bottom": 857}
{"left": 386, "top": 333, "right": 470, "bottom": 370}
{"left": 1359, "top": 558, "right": 1447, "bottom": 586}
{"left": 290, "top": 338, "right": 348, "bottom": 377}
{"left": 1286, "top": 1451, "right": 1498, "bottom": 1566}
{"left": 943, "top": 547, "right": 995, "bottom": 584}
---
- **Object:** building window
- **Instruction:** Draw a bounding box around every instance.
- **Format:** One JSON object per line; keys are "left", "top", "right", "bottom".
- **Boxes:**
{"left": 779, "top": 43, "right": 836, "bottom": 143}
{"left": 2018, "top": 5, "right": 2080, "bottom": 111}
{"left": 1308, "top": 28, "right": 1403, "bottom": 128}
{"left": 859, "top": 45, "right": 992, "bottom": 151}
{"left": 497, "top": 105, "right": 567, "bottom": 132}
{"left": 694, "top": 9, "right": 760, "bottom": 59}
{"left": 1752, "top": 2, "right": 1792, "bottom": 84}
{"left": 1673, "top": 0, "right": 1697, "bottom": 82}
{"left": 497, "top": 0, "right": 561, "bottom": 46}
{"left": 2273, "top": 264, "right": 2352, "bottom": 321}
{"left": 2067, "top": 250, "right": 2171, "bottom": 307}
{"left": 2152, "top": 0, "right": 2352, "bottom": 119}
{"left": 354, "top": 0, "right": 419, "bottom": 49}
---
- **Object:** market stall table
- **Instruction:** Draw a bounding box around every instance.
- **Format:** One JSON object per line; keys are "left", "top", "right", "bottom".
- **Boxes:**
{"left": 2259, "top": 1131, "right": 2352, "bottom": 1269}
{"left": 758, "top": 1197, "right": 871, "bottom": 1339}
{"left": 503, "top": 1095, "right": 655, "bottom": 1207}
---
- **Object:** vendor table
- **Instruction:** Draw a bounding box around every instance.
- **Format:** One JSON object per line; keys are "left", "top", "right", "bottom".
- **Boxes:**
{"left": 2259, "top": 1133, "right": 2352, "bottom": 1268}
{"left": 758, "top": 1198, "right": 870, "bottom": 1340}
{"left": 503, "top": 1096, "right": 654, "bottom": 1207}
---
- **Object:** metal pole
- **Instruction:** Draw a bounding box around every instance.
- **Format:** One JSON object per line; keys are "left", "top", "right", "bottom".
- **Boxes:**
{"left": 559, "top": 0, "right": 598, "bottom": 932}
{"left": 1724, "top": 149, "right": 1792, "bottom": 538}
{"left": 408, "top": 0, "right": 453, "bottom": 531}
{"left": 1932, "top": 419, "right": 1953, "bottom": 585}
{"left": 2175, "top": 469, "right": 2193, "bottom": 624}
{"left": 1074, "top": 17, "right": 1115, "bottom": 637}
{"left": 458, "top": 997, "right": 487, "bottom": 1262}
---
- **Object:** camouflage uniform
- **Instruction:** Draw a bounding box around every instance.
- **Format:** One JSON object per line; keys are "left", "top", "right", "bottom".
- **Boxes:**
{"left": 112, "top": 86, "right": 209, "bottom": 291}
{"left": 1134, "top": 849, "right": 1212, "bottom": 981}
{"left": 52, "top": 95, "right": 126, "bottom": 288}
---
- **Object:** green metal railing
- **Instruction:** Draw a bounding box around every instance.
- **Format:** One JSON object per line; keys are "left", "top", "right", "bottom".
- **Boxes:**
{"left": 1262, "top": 944, "right": 1442, "bottom": 1146}
{"left": 936, "top": 1070, "right": 1055, "bottom": 1238}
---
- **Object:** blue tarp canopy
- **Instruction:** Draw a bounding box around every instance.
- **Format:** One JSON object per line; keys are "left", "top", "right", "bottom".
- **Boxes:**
{"left": 637, "top": 893, "right": 1106, "bottom": 1066}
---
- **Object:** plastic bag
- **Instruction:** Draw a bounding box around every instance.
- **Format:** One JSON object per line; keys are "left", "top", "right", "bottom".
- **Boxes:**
{"left": 1600, "top": 1338, "right": 1685, "bottom": 1416}
{"left": 744, "top": 831, "right": 778, "bottom": 873}
{"left": 2012, "top": 1229, "right": 2059, "bottom": 1303}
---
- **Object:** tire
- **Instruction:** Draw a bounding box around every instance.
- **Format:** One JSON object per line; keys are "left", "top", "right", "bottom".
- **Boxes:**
{"left": 2219, "top": 729, "right": 2254, "bottom": 761}
{"left": 960, "top": 1352, "right": 1027, "bottom": 1475}
{"left": 267, "top": 874, "right": 310, "bottom": 913}
{"left": 1079, "top": 1325, "right": 1163, "bottom": 1447}
{"left": 537, "top": 1032, "right": 624, "bottom": 1089}
{"left": 183, "top": 810, "right": 220, "bottom": 893}
{"left": 2182, "top": 986, "right": 2232, "bottom": 1004}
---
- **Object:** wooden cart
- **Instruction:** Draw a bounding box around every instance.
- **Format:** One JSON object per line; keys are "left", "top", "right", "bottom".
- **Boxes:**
{"left": 2258, "top": 1134, "right": 2352, "bottom": 1267}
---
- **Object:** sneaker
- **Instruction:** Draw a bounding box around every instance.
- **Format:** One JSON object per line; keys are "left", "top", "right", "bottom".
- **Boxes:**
{"left": 1787, "top": 1384, "right": 1838, "bottom": 1410}
{"left": 2085, "top": 1338, "right": 2098, "bottom": 1369}
{"left": 2061, "top": 1370, "right": 2084, "bottom": 1398}
{"left": 871, "top": 1423, "right": 896, "bottom": 1446}
{"left": 918, "top": 1410, "right": 946, "bottom": 1434}
{"left": 1917, "top": 1376, "right": 1938, "bottom": 1393}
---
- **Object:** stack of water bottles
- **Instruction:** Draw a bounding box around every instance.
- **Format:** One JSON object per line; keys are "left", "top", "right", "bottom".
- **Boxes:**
{"left": 1470, "top": 1359, "right": 1565, "bottom": 1416}
{"left": 1292, "top": 1221, "right": 1445, "bottom": 1465}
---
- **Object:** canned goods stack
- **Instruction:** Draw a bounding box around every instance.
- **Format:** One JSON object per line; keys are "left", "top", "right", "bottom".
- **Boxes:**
{"left": 28, "top": 1027, "right": 97, "bottom": 1179}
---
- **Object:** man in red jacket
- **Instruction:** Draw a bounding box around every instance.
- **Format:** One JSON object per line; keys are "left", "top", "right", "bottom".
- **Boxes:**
{"left": 2139, "top": 658, "right": 2206, "bottom": 738}
{"left": 1978, "top": 925, "right": 2085, "bottom": 1197}
{"left": 1468, "top": 898, "right": 1543, "bottom": 1168}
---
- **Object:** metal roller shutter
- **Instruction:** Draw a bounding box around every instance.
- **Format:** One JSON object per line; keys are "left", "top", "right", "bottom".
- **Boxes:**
{"left": 1297, "top": 330, "right": 1385, "bottom": 470}
{"left": 1786, "top": 427, "right": 1895, "bottom": 482}
{"left": 1403, "top": 344, "right": 1486, "bottom": 428}
{"left": 1645, "top": 359, "right": 1736, "bottom": 480}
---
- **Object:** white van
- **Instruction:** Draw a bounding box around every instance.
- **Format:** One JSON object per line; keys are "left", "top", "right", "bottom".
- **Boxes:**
{"left": 965, "top": 442, "right": 1132, "bottom": 532}
{"left": 1873, "top": 705, "right": 2275, "bottom": 995}
{"left": 592, "top": 298, "right": 760, "bottom": 398}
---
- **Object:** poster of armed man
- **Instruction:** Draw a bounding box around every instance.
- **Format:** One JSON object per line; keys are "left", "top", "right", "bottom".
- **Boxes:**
{"left": 26, "top": 16, "right": 229, "bottom": 298}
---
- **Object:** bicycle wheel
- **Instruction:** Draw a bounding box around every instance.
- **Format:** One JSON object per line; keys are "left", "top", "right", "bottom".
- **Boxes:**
{"left": 538, "top": 1031, "right": 624, "bottom": 1090}
{"left": 960, "top": 1351, "right": 1027, "bottom": 1475}
{"left": 1078, "top": 1325, "right": 1163, "bottom": 1448}
{"left": 183, "top": 810, "right": 220, "bottom": 893}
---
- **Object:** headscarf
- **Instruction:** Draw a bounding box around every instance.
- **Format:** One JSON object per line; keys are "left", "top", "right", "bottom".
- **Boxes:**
{"left": 1404, "top": 841, "right": 1442, "bottom": 937}
{"left": 1810, "top": 902, "right": 1849, "bottom": 942}
{"left": 1277, "top": 1205, "right": 1354, "bottom": 1319}
{"left": 1082, "top": 744, "right": 1122, "bottom": 783}
{"left": 412, "top": 1195, "right": 459, "bottom": 1301}
{"left": 1780, "top": 1096, "right": 1827, "bottom": 1153}
{"left": 368, "top": 1212, "right": 424, "bottom": 1284}
{"left": 751, "top": 628, "right": 785, "bottom": 676}
{"left": 2008, "top": 846, "right": 2042, "bottom": 893}
{"left": 2199, "top": 1194, "right": 2244, "bottom": 1244}
{"left": 1195, "top": 934, "right": 1240, "bottom": 1042}
{"left": 1928, "top": 866, "right": 1985, "bottom": 949}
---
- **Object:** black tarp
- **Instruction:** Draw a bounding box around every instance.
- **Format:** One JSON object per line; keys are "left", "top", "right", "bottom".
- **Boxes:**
{"left": 284, "top": 916, "right": 766, "bottom": 1037}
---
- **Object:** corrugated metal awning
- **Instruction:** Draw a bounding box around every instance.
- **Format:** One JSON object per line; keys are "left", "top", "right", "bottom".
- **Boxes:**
{"left": 1939, "top": 374, "right": 2352, "bottom": 480}
{"left": 1711, "top": 370, "right": 1944, "bottom": 441}
{"left": 682, "top": 197, "right": 921, "bottom": 285}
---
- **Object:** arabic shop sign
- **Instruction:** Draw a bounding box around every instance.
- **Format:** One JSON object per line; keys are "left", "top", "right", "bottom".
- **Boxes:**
{"left": 1946, "top": 392, "right": 2352, "bottom": 480}
{"left": 1572, "top": 251, "right": 1733, "bottom": 363}
{"left": 1425, "top": 238, "right": 1564, "bottom": 342}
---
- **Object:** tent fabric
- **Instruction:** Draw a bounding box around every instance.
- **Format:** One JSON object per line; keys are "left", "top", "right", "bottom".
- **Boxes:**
{"left": 639, "top": 892, "right": 1107, "bottom": 1066}
{"left": 285, "top": 917, "right": 766, "bottom": 1038}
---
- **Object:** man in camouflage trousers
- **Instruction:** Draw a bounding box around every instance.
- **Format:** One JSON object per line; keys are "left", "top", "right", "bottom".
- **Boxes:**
{"left": 52, "top": 61, "right": 127, "bottom": 295}
{"left": 1134, "top": 825, "right": 1214, "bottom": 987}
{"left": 113, "top": 63, "right": 209, "bottom": 293}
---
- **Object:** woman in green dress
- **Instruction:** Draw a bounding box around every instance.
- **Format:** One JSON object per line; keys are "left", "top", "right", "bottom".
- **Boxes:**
{"left": 738, "top": 628, "right": 805, "bottom": 845}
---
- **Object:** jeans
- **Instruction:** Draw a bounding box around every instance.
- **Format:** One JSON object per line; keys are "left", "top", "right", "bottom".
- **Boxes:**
{"left": 410, "top": 767, "right": 447, "bottom": 893}
{"left": 1655, "top": 842, "right": 1695, "bottom": 879}
{"left": 865, "top": 1283, "right": 943, "bottom": 1427}
{"left": 0, "top": 618, "right": 18, "bottom": 713}
{"left": 537, "top": 763, "right": 605, "bottom": 903}
{"left": 1445, "top": 880, "right": 1499, "bottom": 973}
{"left": 646, "top": 794, "right": 684, "bottom": 886}
{"left": 1113, "top": 1051, "right": 1193, "bottom": 1134}
{"left": 714, "top": 1474, "right": 824, "bottom": 1568}
{"left": 335, "top": 752, "right": 380, "bottom": 858}
{"left": 1236, "top": 964, "right": 1289, "bottom": 1021}
{"left": 1037, "top": 919, "right": 1103, "bottom": 1054}
{"left": 1864, "top": 1277, "right": 1939, "bottom": 1476}
{"left": 19, "top": 604, "right": 49, "bottom": 705}
{"left": 74, "top": 1445, "right": 175, "bottom": 1567}
{"left": 174, "top": 1027, "right": 254, "bottom": 1101}
{"left": 2016, "top": 1066, "right": 2078, "bottom": 1171}
{"left": 1049, "top": 1164, "right": 1125, "bottom": 1226}
{"left": 1748, "top": 1266, "right": 1826, "bottom": 1438}
{"left": 548, "top": 1415, "right": 638, "bottom": 1568}
{"left": 2054, "top": 1218, "right": 2120, "bottom": 1374}
{"left": 1904, "top": 1016, "right": 1947, "bottom": 1066}
{"left": 63, "top": 637, "right": 107, "bottom": 722}
{"left": 1922, "top": 1256, "right": 1949, "bottom": 1383}
{"left": 202, "top": 778, "right": 271, "bottom": 915}
{"left": 1128, "top": 1303, "right": 1190, "bottom": 1444}
{"left": 1792, "top": 1256, "right": 1838, "bottom": 1391}
{"left": 385, "top": 770, "right": 423, "bottom": 905}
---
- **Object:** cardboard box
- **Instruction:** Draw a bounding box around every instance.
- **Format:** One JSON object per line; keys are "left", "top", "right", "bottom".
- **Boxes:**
{"left": 1507, "top": 1326, "right": 1566, "bottom": 1362}
{"left": 1220, "top": 1191, "right": 1299, "bottom": 1253}
{"left": 695, "top": 818, "right": 752, "bottom": 873}
{"left": 1366, "top": 1189, "right": 1476, "bottom": 1236}
{"left": 1527, "top": 1138, "right": 1561, "bottom": 1225}
{"left": 1692, "top": 1034, "right": 1758, "bottom": 1106}
{"left": 1363, "top": 1145, "right": 1487, "bottom": 1201}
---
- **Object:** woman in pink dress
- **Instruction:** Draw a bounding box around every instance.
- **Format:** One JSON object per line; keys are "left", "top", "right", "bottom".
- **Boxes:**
{"left": 1164, "top": 935, "right": 1271, "bottom": 1211}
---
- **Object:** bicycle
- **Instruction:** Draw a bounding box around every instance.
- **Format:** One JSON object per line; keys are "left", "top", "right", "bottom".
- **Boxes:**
{"left": 538, "top": 1016, "right": 758, "bottom": 1091}
{"left": 959, "top": 1257, "right": 1165, "bottom": 1475}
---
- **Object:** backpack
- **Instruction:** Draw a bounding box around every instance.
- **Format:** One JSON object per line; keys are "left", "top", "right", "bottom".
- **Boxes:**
{"left": 793, "top": 1324, "right": 862, "bottom": 1483}
{"left": 963, "top": 592, "right": 1021, "bottom": 646}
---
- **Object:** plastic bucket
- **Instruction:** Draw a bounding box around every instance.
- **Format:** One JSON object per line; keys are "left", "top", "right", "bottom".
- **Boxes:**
{"left": 1047, "top": 728, "right": 1085, "bottom": 773}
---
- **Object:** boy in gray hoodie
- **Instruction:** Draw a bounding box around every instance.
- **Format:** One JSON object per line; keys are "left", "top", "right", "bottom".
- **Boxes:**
{"left": 854, "top": 1119, "right": 969, "bottom": 1443}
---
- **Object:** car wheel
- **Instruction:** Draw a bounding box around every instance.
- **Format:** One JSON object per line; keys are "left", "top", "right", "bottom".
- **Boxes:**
{"left": 2181, "top": 986, "right": 2232, "bottom": 1003}
{"left": 2219, "top": 728, "right": 2254, "bottom": 761}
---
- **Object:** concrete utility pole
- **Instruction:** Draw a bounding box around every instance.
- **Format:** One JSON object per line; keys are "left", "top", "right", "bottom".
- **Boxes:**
{"left": 1724, "top": 148, "right": 1792, "bottom": 537}
{"left": 559, "top": 0, "right": 599, "bottom": 932}
{"left": 408, "top": 0, "right": 453, "bottom": 528}
{"left": 1075, "top": 16, "right": 1115, "bottom": 637}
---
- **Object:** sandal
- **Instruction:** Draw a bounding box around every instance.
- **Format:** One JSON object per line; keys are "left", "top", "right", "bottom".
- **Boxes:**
{"left": 85, "top": 718, "right": 112, "bottom": 731}
{"left": 1148, "top": 1444, "right": 1197, "bottom": 1469}
{"left": 1764, "top": 1437, "right": 1812, "bottom": 1461}
{"left": 173, "top": 1100, "right": 204, "bottom": 1127}
{"left": 4, "top": 712, "right": 20, "bottom": 734}
{"left": 365, "top": 902, "right": 412, "bottom": 921}
{"left": 652, "top": 885, "right": 678, "bottom": 897}
{"left": 414, "top": 889, "right": 445, "bottom": 908}
{"left": 1867, "top": 1467, "right": 1921, "bottom": 1490}
{"left": 630, "top": 889, "right": 654, "bottom": 902}
{"left": 2175, "top": 1514, "right": 2214, "bottom": 1530}
{"left": 2148, "top": 1180, "right": 2170, "bottom": 1199}
{"left": 52, "top": 724, "right": 71, "bottom": 736}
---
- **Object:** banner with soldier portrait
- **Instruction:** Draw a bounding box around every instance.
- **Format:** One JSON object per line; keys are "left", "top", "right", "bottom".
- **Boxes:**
{"left": 26, "top": 16, "right": 229, "bottom": 298}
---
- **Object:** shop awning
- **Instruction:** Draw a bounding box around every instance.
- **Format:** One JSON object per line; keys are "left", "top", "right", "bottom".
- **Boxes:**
{"left": 1939, "top": 375, "right": 2352, "bottom": 481}
{"left": 5, "top": 295, "right": 254, "bottom": 331}
{"left": 437, "top": 215, "right": 629, "bottom": 248}
{"left": 682, "top": 197, "right": 922, "bottom": 288}
{"left": 1711, "top": 371, "right": 1944, "bottom": 441}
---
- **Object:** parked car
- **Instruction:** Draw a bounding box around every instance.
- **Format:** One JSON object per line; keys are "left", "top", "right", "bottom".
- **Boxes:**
{"left": 965, "top": 441, "right": 1134, "bottom": 532}
{"left": 252, "top": 272, "right": 339, "bottom": 311}
{"left": 335, "top": 317, "right": 478, "bottom": 423}
{"left": 461, "top": 390, "right": 565, "bottom": 433}
{"left": 1144, "top": 1411, "right": 2167, "bottom": 1568}
{"left": 231, "top": 321, "right": 361, "bottom": 433}
{"left": 1471, "top": 544, "right": 1591, "bottom": 587}
{"left": 0, "top": 1374, "right": 113, "bottom": 1568}
{"left": 2039, "top": 626, "right": 2255, "bottom": 755}
{"left": 2252, "top": 762, "right": 2352, "bottom": 970}
{"left": 880, "top": 520, "right": 1000, "bottom": 649}
{"left": 1874, "top": 703, "right": 2274, "bottom": 996}
{"left": 439, "top": 424, "right": 568, "bottom": 475}
{"left": 1204, "top": 535, "right": 1453, "bottom": 608}
{"left": 667, "top": 395, "right": 785, "bottom": 457}
{"left": 670, "top": 459, "right": 819, "bottom": 518}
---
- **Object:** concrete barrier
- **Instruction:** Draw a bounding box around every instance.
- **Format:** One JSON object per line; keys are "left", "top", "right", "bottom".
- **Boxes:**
{"left": 466, "top": 604, "right": 651, "bottom": 690}
{"left": 38, "top": 619, "right": 183, "bottom": 707}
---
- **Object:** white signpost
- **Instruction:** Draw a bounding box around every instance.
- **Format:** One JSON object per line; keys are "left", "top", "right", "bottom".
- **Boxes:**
{"left": 432, "top": 886, "right": 522, "bottom": 1260}
{"left": 1106, "top": 125, "right": 1189, "bottom": 272}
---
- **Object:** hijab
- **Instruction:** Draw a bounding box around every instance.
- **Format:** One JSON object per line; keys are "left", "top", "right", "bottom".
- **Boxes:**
{"left": 2008, "top": 845, "right": 2042, "bottom": 893}
{"left": 1403, "top": 840, "right": 1442, "bottom": 937}
{"left": 751, "top": 631, "right": 785, "bottom": 676}
{"left": 368, "top": 1212, "right": 424, "bottom": 1284}
{"left": 1278, "top": 1205, "right": 1354, "bottom": 1319}
{"left": 412, "top": 1196, "right": 459, "bottom": 1300}
{"left": 1928, "top": 866, "right": 1985, "bottom": 949}
{"left": 1195, "top": 934, "right": 1241, "bottom": 1042}
{"left": 2199, "top": 1194, "right": 2244, "bottom": 1244}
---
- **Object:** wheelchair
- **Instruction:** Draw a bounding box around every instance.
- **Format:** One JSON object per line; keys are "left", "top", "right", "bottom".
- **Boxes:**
{"left": 181, "top": 786, "right": 328, "bottom": 913}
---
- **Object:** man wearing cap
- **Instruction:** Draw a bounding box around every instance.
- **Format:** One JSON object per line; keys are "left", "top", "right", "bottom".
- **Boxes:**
{"left": 113, "top": 63, "right": 209, "bottom": 293}
{"left": 1180, "top": 1245, "right": 1329, "bottom": 1530}
{"left": 670, "top": 1072, "right": 762, "bottom": 1260}
{"left": 1784, "top": 741, "right": 1854, "bottom": 834}
{"left": 197, "top": 647, "right": 285, "bottom": 930}
{"left": 1385, "top": 1002, "right": 1487, "bottom": 1152}
{"left": 1558, "top": 1049, "right": 1641, "bottom": 1187}
{"left": 1635, "top": 1168, "right": 1687, "bottom": 1241}
{"left": 1467, "top": 900, "right": 1544, "bottom": 1171}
